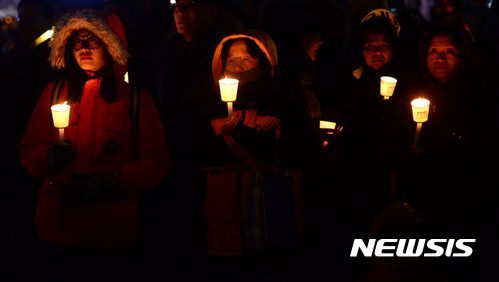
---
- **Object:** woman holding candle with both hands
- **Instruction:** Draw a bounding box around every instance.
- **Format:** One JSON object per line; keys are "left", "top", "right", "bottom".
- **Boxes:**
{"left": 191, "top": 29, "right": 313, "bottom": 281}
{"left": 19, "top": 10, "right": 169, "bottom": 281}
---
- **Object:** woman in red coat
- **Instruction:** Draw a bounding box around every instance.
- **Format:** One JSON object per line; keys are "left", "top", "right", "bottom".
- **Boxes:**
{"left": 19, "top": 9, "right": 170, "bottom": 281}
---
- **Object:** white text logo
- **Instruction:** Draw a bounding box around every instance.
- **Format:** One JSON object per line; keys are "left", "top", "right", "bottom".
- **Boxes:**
{"left": 350, "top": 239, "right": 475, "bottom": 257}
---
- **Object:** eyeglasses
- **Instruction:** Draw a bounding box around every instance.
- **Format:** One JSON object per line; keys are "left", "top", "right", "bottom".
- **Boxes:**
{"left": 73, "top": 37, "right": 102, "bottom": 51}
{"left": 170, "top": 0, "right": 207, "bottom": 13}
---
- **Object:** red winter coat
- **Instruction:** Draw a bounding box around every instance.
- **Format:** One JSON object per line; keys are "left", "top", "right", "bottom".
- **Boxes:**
{"left": 20, "top": 77, "right": 170, "bottom": 249}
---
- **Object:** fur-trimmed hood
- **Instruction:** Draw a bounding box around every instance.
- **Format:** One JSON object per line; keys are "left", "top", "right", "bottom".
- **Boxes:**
{"left": 49, "top": 9, "right": 129, "bottom": 69}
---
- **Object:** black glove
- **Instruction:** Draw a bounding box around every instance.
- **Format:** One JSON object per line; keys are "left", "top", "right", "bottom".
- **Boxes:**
{"left": 59, "top": 172, "right": 120, "bottom": 208}
{"left": 48, "top": 140, "right": 77, "bottom": 169}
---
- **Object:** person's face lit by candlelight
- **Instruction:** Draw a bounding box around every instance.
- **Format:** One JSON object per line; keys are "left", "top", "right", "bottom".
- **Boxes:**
{"left": 303, "top": 34, "right": 322, "bottom": 61}
{"left": 426, "top": 35, "right": 462, "bottom": 84}
{"left": 73, "top": 30, "right": 107, "bottom": 72}
{"left": 225, "top": 40, "right": 260, "bottom": 73}
{"left": 363, "top": 32, "right": 393, "bottom": 70}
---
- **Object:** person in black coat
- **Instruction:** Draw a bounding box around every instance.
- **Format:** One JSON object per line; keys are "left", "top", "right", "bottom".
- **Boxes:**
{"left": 395, "top": 20, "right": 498, "bottom": 279}
{"left": 145, "top": 1, "right": 243, "bottom": 280}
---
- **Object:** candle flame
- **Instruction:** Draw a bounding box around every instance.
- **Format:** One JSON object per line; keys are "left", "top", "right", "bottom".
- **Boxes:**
{"left": 63, "top": 101, "right": 67, "bottom": 106}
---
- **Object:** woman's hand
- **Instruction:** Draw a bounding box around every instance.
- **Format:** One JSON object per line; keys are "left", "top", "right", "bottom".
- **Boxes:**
{"left": 48, "top": 140, "right": 77, "bottom": 169}
{"left": 221, "top": 111, "right": 242, "bottom": 136}
{"left": 407, "top": 145, "right": 422, "bottom": 159}
{"left": 314, "top": 128, "right": 334, "bottom": 147}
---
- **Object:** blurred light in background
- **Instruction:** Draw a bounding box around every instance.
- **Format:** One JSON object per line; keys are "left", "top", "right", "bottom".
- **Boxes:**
{"left": 0, "top": 0, "right": 19, "bottom": 19}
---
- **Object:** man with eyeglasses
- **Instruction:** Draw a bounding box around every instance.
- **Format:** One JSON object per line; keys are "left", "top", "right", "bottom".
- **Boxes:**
{"left": 147, "top": 0, "right": 244, "bottom": 281}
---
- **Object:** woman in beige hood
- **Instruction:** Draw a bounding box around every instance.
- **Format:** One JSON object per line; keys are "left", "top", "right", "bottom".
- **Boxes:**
{"left": 191, "top": 29, "right": 313, "bottom": 279}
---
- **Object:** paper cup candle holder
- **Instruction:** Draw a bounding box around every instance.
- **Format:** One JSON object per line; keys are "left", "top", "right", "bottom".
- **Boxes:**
{"left": 51, "top": 102, "right": 70, "bottom": 142}
{"left": 219, "top": 78, "right": 239, "bottom": 120}
{"left": 411, "top": 98, "right": 430, "bottom": 147}
{"left": 380, "top": 76, "right": 397, "bottom": 100}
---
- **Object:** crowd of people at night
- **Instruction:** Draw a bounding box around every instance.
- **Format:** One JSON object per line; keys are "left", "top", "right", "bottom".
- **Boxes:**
{"left": 1, "top": 0, "right": 498, "bottom": 281}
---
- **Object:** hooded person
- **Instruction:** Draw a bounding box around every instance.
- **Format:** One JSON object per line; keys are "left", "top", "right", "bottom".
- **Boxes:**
{"left": 19, "top": 9, "right": 170, "bottom": 281}
{"left": 339, "top": 9, "right": 414, "bottom": 155}
{"left": 334, "top": 10, "right": 413, "bottom": 241}
{"left": 190, "top": 29, "right": 312, "bottom": 280}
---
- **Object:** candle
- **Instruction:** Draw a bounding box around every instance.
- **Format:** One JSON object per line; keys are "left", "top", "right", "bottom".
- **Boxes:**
{"left": 414, "top": 122, "right": 422, "bottom": 147}
{"left": 411, "top": 98, "right": 430, "bottom": 123}
{"left": 411, "top": 98, "right": 430, "bottom": 147}
{"left": 219, "top": 78, "right": 239, "bottom": 120}
{"left": 319, "top": 120, "right": 336, "bottom": 147}
{"left": 319, "top": 120, "right": 336, "bottom": 132}
{"left": 51, "top": 102, "right": 70, "bottom": 142}
{"left": 380, "top": 76, "right": 397, "bottom": 100}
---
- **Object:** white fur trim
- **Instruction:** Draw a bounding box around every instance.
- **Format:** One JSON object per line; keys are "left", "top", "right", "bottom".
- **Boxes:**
{"left": 49, "top": 10, "right": 129, "bottom": 69}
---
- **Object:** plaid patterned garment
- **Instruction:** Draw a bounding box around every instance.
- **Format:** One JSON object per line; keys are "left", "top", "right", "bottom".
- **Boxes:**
{"left": 247, "top": 173, "right": 270, "bottom": 252}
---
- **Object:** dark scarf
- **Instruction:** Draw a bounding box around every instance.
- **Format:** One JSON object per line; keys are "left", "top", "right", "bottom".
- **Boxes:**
{"left": 224, "top": 65, "right": 266, "bottom": 85}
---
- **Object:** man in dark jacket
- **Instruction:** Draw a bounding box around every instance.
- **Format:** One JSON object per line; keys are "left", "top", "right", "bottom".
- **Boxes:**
{"left": 146, "top": 1, "right": 243, "bottom": 280}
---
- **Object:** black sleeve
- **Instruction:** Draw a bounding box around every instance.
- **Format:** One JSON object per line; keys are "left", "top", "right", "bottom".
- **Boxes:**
{"left": 231, "top": 121, "right": 277, "bottom": 168}
{"left": 276, "top": 98, "right": 316, "bottom": 173}
{"left": 189, "top": 112, "right": 244, "bottom": 168}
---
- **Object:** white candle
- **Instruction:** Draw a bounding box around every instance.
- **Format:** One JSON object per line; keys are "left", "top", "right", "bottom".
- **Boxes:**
{"left": 59, "top": 128, "right": 64, "bottom": 142}
{"left": 227, "top": 102, "right": 233, "bottom": 120}
{"left": 51, "top": 102, "right": 70, "bottom": 142}
{"left": 414, "top": 122, "right": 422, "bottom": 147}
{"left": 380, "top": 76, "right": 397, "bottom": 100}
{"left": 411, "top": 98, "right": 430, "bottom": 147}
{"left": 219, "top": 78, "right": 238, "bottom": 102}
{"left": 319, "top": 120, "right": 336, "bottom": 147}
{"left": 219, "top": 78, "right": 238, "bottom": 119}
{"left": 411, "top": 98, "right": 430, "bottom": 123}
{"left": 320, "top": 120, "right": 336, "bottom": 134}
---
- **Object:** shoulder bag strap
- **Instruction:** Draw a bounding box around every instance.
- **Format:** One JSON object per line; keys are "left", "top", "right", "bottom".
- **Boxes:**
{"left": 51, "top": 79, "right": 66, "bottom": 105}
{"left": 130, "top": 85, "right": 141, "bottom": 160}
